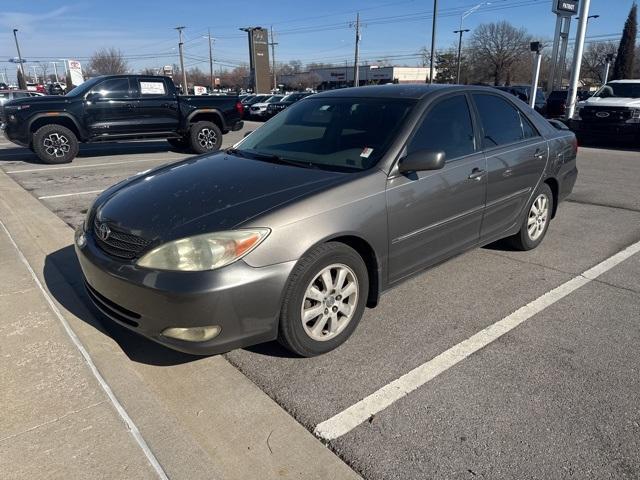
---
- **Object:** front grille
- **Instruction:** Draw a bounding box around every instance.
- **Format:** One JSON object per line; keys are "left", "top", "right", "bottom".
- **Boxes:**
{"left": 93, "top": 219, "right": 151, "bottom": 260}
{"left": 85, "top": 281, "right": 140, "bottom": 327}
{"left": 581, "top": 106, "right": 633, "bottom": 123}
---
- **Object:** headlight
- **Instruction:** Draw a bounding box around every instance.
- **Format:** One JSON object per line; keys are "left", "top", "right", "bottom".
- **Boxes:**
{"left": 136, "top": 229, "right": 270, "bottom": 271}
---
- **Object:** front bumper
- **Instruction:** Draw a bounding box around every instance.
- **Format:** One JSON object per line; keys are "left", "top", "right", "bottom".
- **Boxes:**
{"left": 75, "top": 228, "right": 295, "bottom": 355}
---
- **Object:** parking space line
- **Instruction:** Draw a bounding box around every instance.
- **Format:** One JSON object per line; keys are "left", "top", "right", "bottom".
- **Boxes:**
{"left": 38, "top": 190, "right": 103, "bottom": 200}
{"left": 314, "top": 239, "right": 640, "bottom": 441}
{"left": 7, "top": 157, "right": 168, "bottom": 174}
{"left": 0, "top": 218, "right": 169, "bottom": 480}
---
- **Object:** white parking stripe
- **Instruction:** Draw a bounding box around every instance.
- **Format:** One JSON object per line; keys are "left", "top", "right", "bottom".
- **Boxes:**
{"left": 314, "top": 239, "right": 640, "bottom": 441}
{"left": 7, "top": 157, "right": 168, "bottom": 174}
{"left": 39, "top": 190, "right": 103, "bottom": 200}
{"left": 0, "top": 218, "right": 169, "bottom": 479}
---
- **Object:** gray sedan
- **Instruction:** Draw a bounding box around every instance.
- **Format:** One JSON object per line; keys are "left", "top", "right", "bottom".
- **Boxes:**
{"left": 75, "top": 85, "right": 578, "bottom": 357}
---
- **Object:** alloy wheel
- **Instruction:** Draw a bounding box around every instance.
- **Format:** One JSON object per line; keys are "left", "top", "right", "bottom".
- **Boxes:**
{"left": 43, "top": 133, "right": 71, "bottom": 158}
{"left": 197, "top": 128, "right": 218, "bottom": 150}
{"left": 301, "top": 263, "right": 359, "bottom": 341}
{"left": 527, "top": 193, "right": 549, "bottom": 241}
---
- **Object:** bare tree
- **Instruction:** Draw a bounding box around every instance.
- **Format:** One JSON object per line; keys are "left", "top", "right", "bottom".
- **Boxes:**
{"left": 582, "top": 41, "right": 618, "bottom": 84}
{"left": 88, "top": 48, "right": 129, "bottom": 76}
{"left": 140, "top": 67, "right": 159, "bottom": 75}
{"left": 468, "top": 21, "right": 531, "bottom": 85}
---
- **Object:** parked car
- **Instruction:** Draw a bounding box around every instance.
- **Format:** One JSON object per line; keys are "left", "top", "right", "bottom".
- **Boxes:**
{"left": 546, "top": 90, "right": 591, "bottom": 118}
{"left": 569, "top": 80, "right": 640, "bottom": 142}
{"left": 242, "top": 94, "right": 271, "bottom": 117}
{"left": 493, "top": 85, "right": 547, "bottom": 114}
{"left": 248, "top": 95, "right": 285, "bottom": 119}
{"left": 75, "top": 84, "right": 577, "bottom": 357}
{"left": 46, "top": 82, "right": 66, "bottom": 95}
{"left": 0, "top": 89, "right": 44, "bottom": 106}
{"left": 1, "top": 74, "right": 244, "bottom": 163}
{"left": 0, "top": 82, "right": 8, "bottom": 90}
{"left": 265, "top": 92, "right": 313, "bottom": 118}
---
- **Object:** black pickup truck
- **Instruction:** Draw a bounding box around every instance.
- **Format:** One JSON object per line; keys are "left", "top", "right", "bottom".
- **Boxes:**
{"left": 1, "top": 75, "right": 243, "bottom": 163}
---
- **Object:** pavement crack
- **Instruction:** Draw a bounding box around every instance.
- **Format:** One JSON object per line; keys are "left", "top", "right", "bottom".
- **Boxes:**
{"left": 565, "top": 199, "right": 640, "bottom": 214}
{"left": 0, "top": 400, "right": 106, "bottom": 444}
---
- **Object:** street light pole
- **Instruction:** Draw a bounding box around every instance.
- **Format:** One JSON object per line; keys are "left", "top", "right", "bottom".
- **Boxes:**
{"left": 428, "top": 0, "right": 438, "bottom": 84}
{"left": 270, "top": 26, "right": 278, "bottom": 91}
{"left": 12, "top": 29, "right": 26, "bottom": 89}
{"left": 207, "top": 29, "right": 215, "bottom": 90}
{"left": 175, "top": 26, "right": 187, "bottom": 94}
{"left": 566, "top": 0, "right": 592, "bottom": 120}
{"left": 352, "top": 13, "right": 361, "bottom": 87}
{"left": 454, "top": 29, "right": 470, "bottom": 84}
{"left": 602, "top": 53, "right": 614, "bottom": 84}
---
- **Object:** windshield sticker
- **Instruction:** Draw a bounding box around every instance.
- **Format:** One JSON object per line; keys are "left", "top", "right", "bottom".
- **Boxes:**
{"left": 360, "top": 147, "right": 374, "bottom": 158}
{"left": 140, "top": 81, "right": 166, "bottom": 95}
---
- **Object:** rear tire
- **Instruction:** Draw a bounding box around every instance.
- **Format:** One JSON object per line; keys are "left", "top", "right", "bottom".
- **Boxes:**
{"left": 188, "top": 121, "right": 222, "bottom": 154}
{"left": 508, "top": 182, "right": 553, "bottom": 251}
{"left": 278, "top": 242, "right": 369, "bottom": 357}
{"left": 32, "top": 124, "right": 79, "bottom": 164}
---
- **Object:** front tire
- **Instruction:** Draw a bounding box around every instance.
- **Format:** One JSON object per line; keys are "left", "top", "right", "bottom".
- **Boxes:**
{"left": 508, "top": 182, "right": 553, "bottom": 251}
{"left": 32, "top": 124, "right": 79, "bottom": 164}
{"left": 188, "top": 121, "right": 222, "bottom": 154}
{"left": 278, "top": 242, "right": 369, "bottom": 357}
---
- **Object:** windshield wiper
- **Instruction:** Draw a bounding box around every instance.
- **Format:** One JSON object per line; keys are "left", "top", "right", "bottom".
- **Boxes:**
{"left": 235, "top": 150, "right": 320, "bottom": 169}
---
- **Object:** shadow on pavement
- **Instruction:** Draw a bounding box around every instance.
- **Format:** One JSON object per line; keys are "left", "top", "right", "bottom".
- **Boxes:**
{"left": 44, "top": 244, "right": 200, "bottom": 367}
{"left": 0, "top": 141, "right": 180, "bottom": 164}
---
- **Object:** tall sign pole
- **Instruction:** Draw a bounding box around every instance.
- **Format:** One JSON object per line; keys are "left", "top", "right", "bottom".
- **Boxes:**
{"left": 547, "top": 1, "right": 579, "bottom": 94}
{"left": 566, "top": 0, "right": 591, "bottom": 120}
{"left": 269, "top": 26, "right": 278, "bottom": 91}
{"left": 175, "top": 26, "right": 187, "bottom": 94}
{"left": 529, "top": 42, "right": 543, "bottom": 107}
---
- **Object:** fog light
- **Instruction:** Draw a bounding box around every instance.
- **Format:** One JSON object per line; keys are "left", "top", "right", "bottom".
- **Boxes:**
{"left": 161, "top": 325, "right": 221, "bottom": 342}
{"left": 76, "top": 232, "right": 87, "bottom": 248}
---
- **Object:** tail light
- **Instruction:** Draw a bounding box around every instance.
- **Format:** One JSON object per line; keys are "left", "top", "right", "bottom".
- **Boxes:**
{"left": 235, "top": 101, "right": 243, "bottom": 116}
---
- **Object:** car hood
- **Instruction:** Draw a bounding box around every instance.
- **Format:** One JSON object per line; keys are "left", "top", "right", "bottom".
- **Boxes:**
{"left": 95, "top": 152, "right": 346, "bottom": 242}
{"left": 4, "top": 95, "right": 67, "bottom": 107}
{"left": 580, "top": 97, "right": 640, "bottom": 108}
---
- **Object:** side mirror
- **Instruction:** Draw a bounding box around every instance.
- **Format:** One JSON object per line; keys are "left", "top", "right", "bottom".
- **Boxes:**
{"left": 398, "top": 150, "right": 445, "bottom": 173}
{"left": 86, "top": 92, "right": 101, "bottom": 102}
{"left": 243, "top": 130, "right": 254, "bottom": 138}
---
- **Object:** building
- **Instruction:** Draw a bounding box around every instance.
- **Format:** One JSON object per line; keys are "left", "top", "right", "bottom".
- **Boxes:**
{"left": 280, "top": 65, "right": 433, "bottom": 90}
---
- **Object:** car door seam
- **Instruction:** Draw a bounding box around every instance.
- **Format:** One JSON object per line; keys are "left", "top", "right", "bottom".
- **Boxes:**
{"left": 391, "top": 204, "right": 485, "bottom": 244}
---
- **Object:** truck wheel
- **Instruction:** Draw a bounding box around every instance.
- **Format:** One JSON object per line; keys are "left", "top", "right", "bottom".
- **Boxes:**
{"left": 32, "top": 124, "right": 79, "bottom": 164}
{"left": 188, "top": 121, "right": 222, "bottom": 154}
{"left": 167, "top": 137, "right": 186, "bottom": 150}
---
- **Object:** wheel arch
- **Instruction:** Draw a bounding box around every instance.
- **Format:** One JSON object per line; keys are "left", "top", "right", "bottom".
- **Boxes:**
{"left": 28, "top": 114, "right": 83, "bottom": 142}
{"left": 544, "top": 176, "right": 559, "bottom": 219}
{"left": 186, "top": 110, "right": 225, "bottom": 131}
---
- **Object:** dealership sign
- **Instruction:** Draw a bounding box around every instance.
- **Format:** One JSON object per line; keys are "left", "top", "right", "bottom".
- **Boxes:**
{"left": 552, "top": 0, "right": 579, "bottom": 15}
{"left": 67, "top": 59, "right": 84, "bottom": 86}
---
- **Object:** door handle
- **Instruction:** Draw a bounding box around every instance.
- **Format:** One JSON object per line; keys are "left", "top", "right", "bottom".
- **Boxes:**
{"left": 534, "top": 149, "right": 545, "bottom": 159}
{"left": 468, "top": 168, "right": 486, "bottom": 181}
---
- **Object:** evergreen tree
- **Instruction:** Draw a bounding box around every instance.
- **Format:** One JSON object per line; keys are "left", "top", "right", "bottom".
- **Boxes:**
{"left": 612, "top": 3, "right": 637, "bottom": 80}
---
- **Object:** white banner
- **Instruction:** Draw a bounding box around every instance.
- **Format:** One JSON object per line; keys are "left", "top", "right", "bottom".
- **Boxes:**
{"left": 67, "top": 59, "right": 84, "bottom": 86}
{"left": 193, "top": 86, "right": 207, "bottom": 95}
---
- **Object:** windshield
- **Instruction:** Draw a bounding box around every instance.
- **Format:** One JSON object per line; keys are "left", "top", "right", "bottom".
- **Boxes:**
{"left": 594, "top": 82, "right": 640, "bottom": 99}
{"left": 266, "top": 95, "right": 284, "bottom": 103}
{"left": 234, "top": 97, "right": 415, "bottom": 172}
{"left": 65, "top": 77, "right": 102, "bottom": 97}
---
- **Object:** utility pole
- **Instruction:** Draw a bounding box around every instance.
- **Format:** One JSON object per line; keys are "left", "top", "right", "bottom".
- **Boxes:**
{"left": 566, "top": 0, "right": 591, "bottom": 120}
{"left": 175, "top": 26, "right": 187, "bottom": 94}
{"left": 12, "top": 29, "right": 26, "bottom": 89}
{"left": 352, "top": 13, "right": 361, "bottom": 87}
{"left": 269, "top": 26, "right": 278, "bottom": 91}
{"left": 454, "top": 29, "right": 469, "bottom": 84}
{"left": 207, "top": 29, "right": 214, "bottom": 90}
{"left": 51, "top": 62, "right": 59, "bottom": 83}
{"left": 429, "top": 0, "right": 438, "bottom": 83}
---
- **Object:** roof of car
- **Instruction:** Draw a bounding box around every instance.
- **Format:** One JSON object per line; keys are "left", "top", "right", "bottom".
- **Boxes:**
{"left": 313, "top": 84, "right": 463, "bottom": 100}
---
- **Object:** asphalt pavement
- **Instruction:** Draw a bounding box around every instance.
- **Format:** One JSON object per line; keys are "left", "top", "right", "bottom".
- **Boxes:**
{"left": 0, "top": 127, "right": 638, "bottom": 479}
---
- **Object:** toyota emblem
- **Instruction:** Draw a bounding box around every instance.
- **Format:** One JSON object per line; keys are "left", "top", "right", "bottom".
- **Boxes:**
{"left": 98, "top": 223, "right": 111, "bottom": 241}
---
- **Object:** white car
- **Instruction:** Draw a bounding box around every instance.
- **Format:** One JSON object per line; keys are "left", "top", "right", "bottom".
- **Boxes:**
{"left": 249, "top": 95, "right": 284, "bottom": 118}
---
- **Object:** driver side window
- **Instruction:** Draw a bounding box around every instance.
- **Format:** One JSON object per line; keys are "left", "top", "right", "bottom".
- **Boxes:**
{"left": 407, "top": 95, "right": 476, "bottom": 161}
{"left": 91, "top": 78, "right": 131, "bottom": 99}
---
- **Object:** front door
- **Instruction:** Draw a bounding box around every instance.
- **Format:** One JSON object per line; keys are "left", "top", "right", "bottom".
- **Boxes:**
{"left": 133, "top": 77, "right": 180, "bottom": 133}
{"left": 387, "top": 94, "right": 487, "bottom": 283}
{"left": 84, "top": 77, "right": 140, "bottom": 136}
{"left": 470, "top": 93, "right": 549, "bottom": 241}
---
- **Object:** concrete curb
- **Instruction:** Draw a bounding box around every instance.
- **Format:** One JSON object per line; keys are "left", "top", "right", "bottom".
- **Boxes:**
{"left": 0, "top": 167, "right": 362, "bottom": 480}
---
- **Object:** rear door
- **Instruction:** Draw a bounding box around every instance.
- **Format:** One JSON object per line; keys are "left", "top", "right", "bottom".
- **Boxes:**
{"left": 470, "top": 93, "right": 548, "bottom": 241}
{"left": 132, "top": 77, "right": 179, "bottom": 132}
{"left": 386, "top": 94, "right": 487, "bottom": 283}
{"left": 83, "top": 77, "right": 139, "bottom": 135}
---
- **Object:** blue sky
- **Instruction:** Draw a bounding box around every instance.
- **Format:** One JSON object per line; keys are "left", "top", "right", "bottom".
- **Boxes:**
{"left": 0, "top": 0, "right": 636, "bottom": 79}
